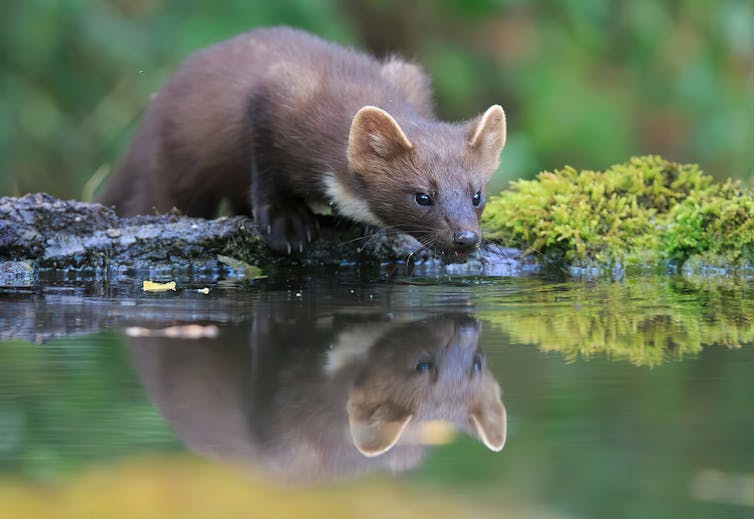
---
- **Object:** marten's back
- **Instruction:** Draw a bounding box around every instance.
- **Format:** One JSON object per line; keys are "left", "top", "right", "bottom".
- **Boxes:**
{"left": 99, "top": 27, "right": 433, "bottom": 217}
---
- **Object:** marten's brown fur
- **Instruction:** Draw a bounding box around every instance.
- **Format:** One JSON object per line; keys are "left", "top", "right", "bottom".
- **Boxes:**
{"left": 100, "top": 27, "right": 506, "bottom": 258}
{"left": 127, "top": 313, "right": 505, "bottom": 483}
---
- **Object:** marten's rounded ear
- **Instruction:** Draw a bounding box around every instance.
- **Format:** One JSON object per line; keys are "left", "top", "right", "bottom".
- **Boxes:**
{"left": 348, "top": 106, "right": 413, "bottom": 171}
{"left": 469, "top": 382, "right": 507, "bottom": 452}
{"left": 347, "top": 396, "right": 413, "bottom": 457}
{"left": 467, "top": 105, "right": 506, "bottom": 172}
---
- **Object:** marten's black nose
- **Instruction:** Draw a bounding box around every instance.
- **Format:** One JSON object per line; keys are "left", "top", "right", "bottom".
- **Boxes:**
{"left": 453, "top": 230, "right": 480, "bottom": 250}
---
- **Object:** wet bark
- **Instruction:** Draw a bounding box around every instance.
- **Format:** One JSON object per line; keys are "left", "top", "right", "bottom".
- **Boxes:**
{"left": 0, "top": 193, "right": 522, "bottom": 285}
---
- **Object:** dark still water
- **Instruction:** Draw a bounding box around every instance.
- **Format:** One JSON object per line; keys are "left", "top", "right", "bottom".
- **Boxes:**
{"left": 1, "top": 269, "right": 753, "bottom": 518}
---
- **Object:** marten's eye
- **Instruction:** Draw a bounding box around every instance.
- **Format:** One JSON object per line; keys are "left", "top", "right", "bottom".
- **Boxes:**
{"left": 472, "top": 353, "right": 484, "bottom": 373}
{"left": 472, "top": 191, "right": 483, "bottom": 207}
{"left": 414, "top": 193, "right": 433, "bottom": 207}
{"left": 415, "top": 360, "right": 435, "bottom": 373}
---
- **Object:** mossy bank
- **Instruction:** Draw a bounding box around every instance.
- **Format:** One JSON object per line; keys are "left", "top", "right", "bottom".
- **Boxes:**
{"left": 482, "top": 155, "right": 754, "bottom": 273}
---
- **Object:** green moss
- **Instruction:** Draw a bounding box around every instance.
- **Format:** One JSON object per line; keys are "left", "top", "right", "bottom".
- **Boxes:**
{"left": 482, "top": 156, "right": 754, "bottom": 270}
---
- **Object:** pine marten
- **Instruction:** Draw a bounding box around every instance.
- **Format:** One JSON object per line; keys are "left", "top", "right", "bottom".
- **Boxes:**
{"left": 99, "top": 27, "right": 506, "bottom": 260}
{"left": 127, "top": 312, "right": 505, "bottom": 483}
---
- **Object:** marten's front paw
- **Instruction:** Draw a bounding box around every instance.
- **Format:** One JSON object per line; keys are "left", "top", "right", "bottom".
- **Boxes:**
{"left": 254, "top": 203, "right": 319, "bottom": 256}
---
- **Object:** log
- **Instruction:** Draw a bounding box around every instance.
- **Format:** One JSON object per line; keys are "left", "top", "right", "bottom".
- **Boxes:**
{"left": 0, "top": 193, "right": 523, "bottom": 286}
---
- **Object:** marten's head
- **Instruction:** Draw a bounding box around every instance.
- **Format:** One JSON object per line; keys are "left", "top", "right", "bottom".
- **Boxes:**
{"left": 345, "top": 104, "right": 506, "bottom": 262}
{"left": 347, "top": 316, "right": 506, "bottom": 456}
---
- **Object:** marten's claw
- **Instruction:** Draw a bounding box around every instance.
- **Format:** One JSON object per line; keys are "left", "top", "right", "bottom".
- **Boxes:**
{"left": 254, "top": 202, "right": 318, "bottom": 256}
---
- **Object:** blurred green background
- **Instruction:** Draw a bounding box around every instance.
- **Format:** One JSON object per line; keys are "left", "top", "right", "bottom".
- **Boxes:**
{"left": 1, "top": 0, "right": 753, "bottom": 200}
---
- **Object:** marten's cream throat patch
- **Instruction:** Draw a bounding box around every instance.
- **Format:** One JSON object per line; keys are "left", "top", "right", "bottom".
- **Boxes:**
{"left": 322, "top": 175, "right": 385, "bottom": 228}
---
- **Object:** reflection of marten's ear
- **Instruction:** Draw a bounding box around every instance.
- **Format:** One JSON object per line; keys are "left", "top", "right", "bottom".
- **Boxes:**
{"left": 469, "top": 381, "right": 507, "bottom": 452}
{"left": 348, "top": 106, "right": 413, "bottom": 171}
{"left": 347, "top": 397, "right": 413, "bottom": 457}
{"left": 467, "top": 105, "right": 506, "bottom": 172}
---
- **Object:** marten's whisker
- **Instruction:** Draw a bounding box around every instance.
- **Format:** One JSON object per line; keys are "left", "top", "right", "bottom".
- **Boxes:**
{"left": 338, "top": 225, "right": 438, "bottom": 249}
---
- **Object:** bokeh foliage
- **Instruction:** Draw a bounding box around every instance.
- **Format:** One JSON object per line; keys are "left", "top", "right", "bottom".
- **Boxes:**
{"left": 1, "top": 0, "right": 752, "bottom": 199}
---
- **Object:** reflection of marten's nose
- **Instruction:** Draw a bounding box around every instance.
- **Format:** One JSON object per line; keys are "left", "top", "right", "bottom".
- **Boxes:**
{"left": 454, "top": 317, "right": 480, "bottom": 337}
{"left": 453, "top": 230, "right": 480, "bottom": 251}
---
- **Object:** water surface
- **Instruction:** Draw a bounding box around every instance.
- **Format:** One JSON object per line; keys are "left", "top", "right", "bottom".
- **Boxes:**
{"left": 1, "top": 269, "right": 753, "bottom": 518}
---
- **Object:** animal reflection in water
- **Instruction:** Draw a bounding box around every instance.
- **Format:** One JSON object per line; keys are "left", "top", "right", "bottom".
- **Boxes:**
{"left": 127, "top": 311, "right": 506, "bottom": 484}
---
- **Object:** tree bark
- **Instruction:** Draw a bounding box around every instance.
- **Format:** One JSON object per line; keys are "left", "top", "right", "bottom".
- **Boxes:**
{"left": 0, "top": 193, "right": 522, "bottom": 285}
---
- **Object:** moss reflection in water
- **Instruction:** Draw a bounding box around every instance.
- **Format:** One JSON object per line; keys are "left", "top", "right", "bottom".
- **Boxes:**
{"left": 482, "top": 277, "right": 754, "bottom": 367}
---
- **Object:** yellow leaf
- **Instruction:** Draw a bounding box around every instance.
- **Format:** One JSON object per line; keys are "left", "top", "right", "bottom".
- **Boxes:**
{"left": 142, "top": 280, "right": 176, "bottom": 292}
